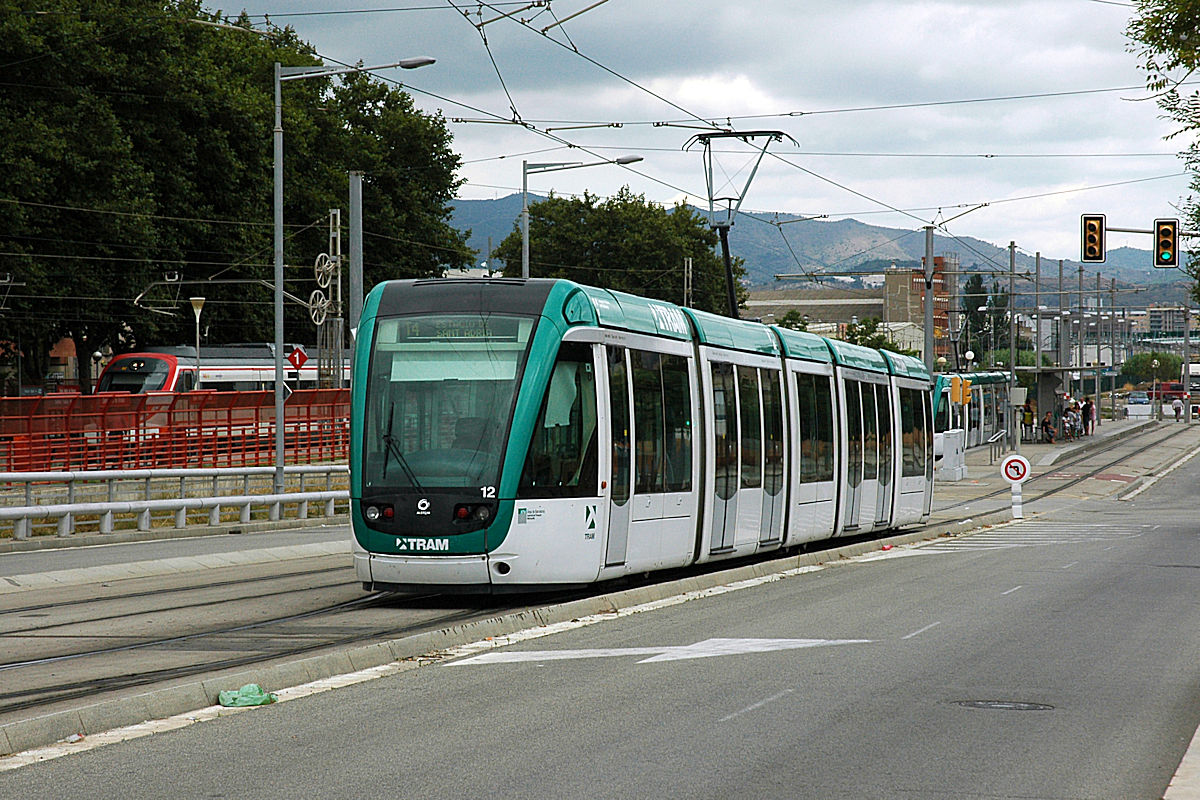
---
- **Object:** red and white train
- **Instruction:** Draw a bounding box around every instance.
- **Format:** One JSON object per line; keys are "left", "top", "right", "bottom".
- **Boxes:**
{"left": 96, "top": 344, "right": 348, "bottom": 393}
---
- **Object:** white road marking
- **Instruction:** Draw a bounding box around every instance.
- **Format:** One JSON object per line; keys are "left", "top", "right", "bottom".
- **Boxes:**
{"left": 1001, "top": 585, "right": 1023, "bottom": 595}
{"left": 902, "top": 622, "right": 942, "bottom": 640}
{"left": 446, "top": 637, "right": 873, "bottom": 666}
{"left": 720, "top": 688, "right": 796, "bottom": 723}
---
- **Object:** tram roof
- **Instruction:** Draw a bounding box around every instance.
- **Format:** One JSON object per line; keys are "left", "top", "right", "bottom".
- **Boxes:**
{"left": 680, "top": 308, "right": 781, "bottom": 355}
{"left": 771, "top": 326, "right": 834, "bottom": 363}
{"left": 574, "top": 285, "right": 693, "bottom": 341}
{"left": 881, "top": 350, "right": 931, "bottom": 381}
{"left": 824, "top": 338, "right": 891, "bottom": 374}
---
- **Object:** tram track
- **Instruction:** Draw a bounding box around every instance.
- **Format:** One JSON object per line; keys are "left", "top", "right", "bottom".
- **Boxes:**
{"left": 936, "top": 423, "right": 1179, "bottom": 527}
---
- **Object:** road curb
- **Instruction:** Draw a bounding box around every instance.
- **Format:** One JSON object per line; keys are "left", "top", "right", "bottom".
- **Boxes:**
{"left": 0, "top": 523, "right": 947, "bottom": 758}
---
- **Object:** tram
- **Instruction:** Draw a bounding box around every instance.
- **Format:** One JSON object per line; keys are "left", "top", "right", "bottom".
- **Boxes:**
{"left": 96, "top": 344, "right": 347, "bottom": 393}
{"left": 350, "top": 279, "right": 934, "bottom": 592}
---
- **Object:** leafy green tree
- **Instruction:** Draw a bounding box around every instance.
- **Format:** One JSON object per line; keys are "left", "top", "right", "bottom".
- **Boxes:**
{"left": 1128, "top": 2, "right": 1200, "bottom": 300}
{"left": 1120, "top": 351, "right": 1181, "bottom": 385}
{"left": 841, "top": 317, "right": 921, "bottom": 358}
{"left": 776, "top": 310, "right": 808, "bottom": 331}
{"left": 0, "top": 0, "right": 471, "bottom": 392}
{"left": 490, "top": 188, "right": 745, "bottom": 315}
{"left": 960, "top": 273, "right": 988, "bottom": 353}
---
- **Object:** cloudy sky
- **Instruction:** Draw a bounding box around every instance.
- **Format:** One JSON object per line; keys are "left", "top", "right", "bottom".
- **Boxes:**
{"left": 227, "top": 0, "right": 1191, "bottom": 267}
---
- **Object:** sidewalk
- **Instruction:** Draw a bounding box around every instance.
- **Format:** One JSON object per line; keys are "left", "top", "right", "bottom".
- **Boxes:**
{"left": 928, "top": 416, "right": 1194, "bottom": 534}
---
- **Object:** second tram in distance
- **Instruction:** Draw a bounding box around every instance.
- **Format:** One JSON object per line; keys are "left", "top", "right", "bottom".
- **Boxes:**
{"left": 351, "top": 278, "right": 934, "bottom": 592}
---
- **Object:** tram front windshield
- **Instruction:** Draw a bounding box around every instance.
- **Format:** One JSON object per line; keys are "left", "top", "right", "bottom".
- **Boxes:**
{"left": 363, "top": 313, "right": 534, "bottom": 492}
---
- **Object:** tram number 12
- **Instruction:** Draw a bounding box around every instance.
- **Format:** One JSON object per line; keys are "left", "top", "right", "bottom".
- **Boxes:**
{"left": 481, "top": 486, "right": 497, "bottom": 498}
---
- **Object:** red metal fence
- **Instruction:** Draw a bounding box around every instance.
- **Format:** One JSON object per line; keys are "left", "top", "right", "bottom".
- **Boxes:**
{"left": 0, "top": 390, "right": 349, "bottom": 472}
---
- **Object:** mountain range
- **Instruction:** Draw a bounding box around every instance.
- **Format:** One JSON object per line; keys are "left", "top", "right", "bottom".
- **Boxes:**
{"left": 449, "top": 195, "right": 1191, "bottom": 308}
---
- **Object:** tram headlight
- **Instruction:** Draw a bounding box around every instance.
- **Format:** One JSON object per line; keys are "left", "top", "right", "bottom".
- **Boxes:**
{"left": 473, "top": 505, "right": 491, "bottom": 521}
{"left": 365, "top": 505, "right": 381, "bottom": 521}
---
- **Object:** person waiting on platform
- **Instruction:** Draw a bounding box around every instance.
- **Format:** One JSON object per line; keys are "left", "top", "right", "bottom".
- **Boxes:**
{"left": 1173, "top": 396, "right": 1184, "bottom": 422}
{"left": 1041, "top": 411, "right": 1056, "bottom": 444}
{"left": 1021, "top": 400, "right": 1035, "bottom": 442}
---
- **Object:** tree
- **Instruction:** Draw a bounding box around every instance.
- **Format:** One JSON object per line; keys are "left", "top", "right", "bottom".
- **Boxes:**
{"left": 960, "top": 274, "right": 988, "bottom": 353}
{"left": 841, "top": 317, "right": 921, "bottom": 358}
{"left": 1120, "top": 351, "right": 1181, "bottom": 385}
{"left": 1128, "top": 2, "right": 1200, "bottom": 302}
{"left": 0, "top": 0, "right": 471, "bottom": 391}
{"left": 776, "top": 310, "right": 808, "bottom": 331}
{"left": 489, "top": 188, "right": 746, "bottom": 315}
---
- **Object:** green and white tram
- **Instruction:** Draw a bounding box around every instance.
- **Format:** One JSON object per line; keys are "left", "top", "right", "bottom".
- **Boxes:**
{"left": 351, "top": 278, "right": 933, "bottom": 592}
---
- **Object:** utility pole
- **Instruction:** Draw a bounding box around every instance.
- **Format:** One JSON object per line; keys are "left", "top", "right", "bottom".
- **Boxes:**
{"left": 924, "top": 226, "right": 936, "bottom": 373}
{"left": 1009, "top": 242, "right": 1018, "bottom": 454}
{"left": 1078, "top": 263, "right": 1085, "bottom": 401}
{"left": 349, "top": 171, "right": 364, "bottom": 363}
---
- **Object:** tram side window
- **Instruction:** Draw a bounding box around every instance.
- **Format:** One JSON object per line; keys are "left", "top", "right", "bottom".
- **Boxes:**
{"left": 711, "top": 362, "right": 738, "bottom": 502}
{"left": 738, "top": 366, "right": 762, "bottom": 489}
{"left": 608, "top": 347, "right": 631, "bottom": 506}
{"left": 845, "top": 381, "right": 863, "bottom": 488}
{"left": 877, "top": 386, "right": 892, "bottom": 485}
{"left": 923, "top": 391, "right": 934, "bottom": 482}
{"left": 795, "top": 372, "right": 834, "bottom": 484}
{"left": 900, "top": 388, "right": 923, "bottom": 478}
{"left": 518, "top": 343, "right": 598, "bottom": 498}
{"left": 632, "top": 351, "right": 665, "bottom": 494}
{"left": 761, "top": 369, "right": 784, "bottom": 496}
{"left": 661, "top": 355, "right": 692, "bottom": 492}
{"left": 862, "top": 383, "right": 878, "bottom": 483}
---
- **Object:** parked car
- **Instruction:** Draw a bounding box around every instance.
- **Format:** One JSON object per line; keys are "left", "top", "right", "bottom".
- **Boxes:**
{"left": 1128, "top": 390, "right": 1150, "bottom": 405}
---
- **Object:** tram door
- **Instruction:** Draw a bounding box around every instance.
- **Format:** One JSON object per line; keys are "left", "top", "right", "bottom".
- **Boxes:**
{"left": 875, "top": 386, "right": 894, "bottom": 526}
{"left": 710, "top": 361, "right": 739, "bottom": 551}
{"left": 843, "top": 381, "right": 864, "bottom": 529}
{"left": 605, "top": 347, "right": 631, "bottom": 566}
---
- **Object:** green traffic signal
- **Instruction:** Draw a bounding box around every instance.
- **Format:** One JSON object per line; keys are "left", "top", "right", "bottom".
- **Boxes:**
{"left": 1154, "top": 218, "right": 1178, "bottom": 268}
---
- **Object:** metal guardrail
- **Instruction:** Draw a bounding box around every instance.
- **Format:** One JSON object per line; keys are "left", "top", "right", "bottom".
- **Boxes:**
{"left": 987, "top": 429, "right": 1008, "bottom": 464}
{"left": 0, "top": 465, "right": 349, "bottom": 540}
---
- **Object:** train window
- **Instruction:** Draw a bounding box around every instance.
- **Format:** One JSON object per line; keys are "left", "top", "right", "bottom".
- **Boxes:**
{"left": 363, "top": 313, "right": 534, "bottom": 490}
{"left": 762, "top": 369, "right": 784, "bottom": 497}
{"left": 519, "top": 343, "right": 598, "bottom": 499}
{"left": 900, "top": 388, "right": 923, "bottom": 478}
{"left": 862, "top": 383, "right": 879, "bottom": 483}
{"left": 845, "top": 381, "right": 863, "bottom": 488}
{"left": 608, "top": 347, "right": 631, "bottom": 507}
{"left": 661, "top": 355, "right": 692, "bottom": 492}
{"left": 923, "top": 391, "right": 934, "bottom": 482}
{"left": 738, "top": 366, "right": 762, "bottom": 489}
{"left": 877, "top": 386, "right": 892, "bottom": 486}
{"left": 632, "top": 351, "right": 665, "bottom": 494}
{"left": 711, "top": 362, "right": 738, "bottom": 502}
{"left": 795, "top": 372, "right": 834, "bottom": 484}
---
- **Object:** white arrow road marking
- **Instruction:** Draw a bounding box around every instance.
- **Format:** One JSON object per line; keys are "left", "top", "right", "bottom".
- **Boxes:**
{"left": 446, "top": 637, "right": 872, "bottom": 666}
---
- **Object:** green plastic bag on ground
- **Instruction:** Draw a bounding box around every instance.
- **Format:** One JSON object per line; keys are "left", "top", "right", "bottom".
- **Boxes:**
{"left": 218, "top": 684, "right": 277, "bottom": 707}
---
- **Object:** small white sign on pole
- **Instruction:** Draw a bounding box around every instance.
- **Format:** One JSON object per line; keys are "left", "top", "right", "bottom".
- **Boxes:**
{"left": 1000, "top": 454, "right": 1031, "bottom": 519}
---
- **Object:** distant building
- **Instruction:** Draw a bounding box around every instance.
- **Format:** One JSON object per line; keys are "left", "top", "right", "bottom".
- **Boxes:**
{"left": 747, "top": 254, "right": 954, "bottom": 361}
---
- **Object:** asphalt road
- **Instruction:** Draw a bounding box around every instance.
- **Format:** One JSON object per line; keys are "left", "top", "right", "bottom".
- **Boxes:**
{"left": 2, "top": 445, "right": 1198, "bottom": 798}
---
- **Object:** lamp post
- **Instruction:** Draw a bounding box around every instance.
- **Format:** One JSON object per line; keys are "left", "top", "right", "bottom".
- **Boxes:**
{"left": 274, "top": 56, "right": 434, "bottom": 494}
{"left": 521, "top": 155, "right": 643, "bottom": 279}
{"left": 1152, "top": 358, "right": 1160, "bottom": 420}
{"left": 189, "top": 297, "right": 205, "bottom": 390}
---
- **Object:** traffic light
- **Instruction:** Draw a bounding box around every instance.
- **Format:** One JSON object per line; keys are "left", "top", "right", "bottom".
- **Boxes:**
{"left": 1081, "top": 214, "right": 1105, "bottom": 263}
{"left": 950, "top": 376, "right": 962, "bottom": 403}
{"left": 1155, "top": 218, "right": 1179, "bottom": 268}
{"left": 962, "top": 378, "right": 972, "bottom": 404}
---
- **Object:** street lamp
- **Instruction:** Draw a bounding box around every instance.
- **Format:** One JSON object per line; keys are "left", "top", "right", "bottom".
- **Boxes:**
{"left": 274, "top": 56, "right": 434, "bottom": 494}
{"left": 189, "top": 297, "right": 205, "bottom": 390}
{"left": 521, "top": 155, "right": 643, "bottom": 279}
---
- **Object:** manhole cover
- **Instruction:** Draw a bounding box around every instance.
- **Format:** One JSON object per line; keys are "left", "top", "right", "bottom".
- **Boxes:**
{"left": 955, "top": 700, "right": 1054, "bottom": 711}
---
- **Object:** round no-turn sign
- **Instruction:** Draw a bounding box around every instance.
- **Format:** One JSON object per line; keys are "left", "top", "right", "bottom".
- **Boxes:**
{"left": 1001, "top": 454, "right": 1031, "bottom": 484}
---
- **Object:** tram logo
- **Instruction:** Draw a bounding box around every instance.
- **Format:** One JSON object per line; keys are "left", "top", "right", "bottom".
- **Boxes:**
{"left": 395, "top": 537, "right": 450, "bottom": 551}
{"left": 416, "top": 498, "right": 431, "bottom": 516}
{"left": 584, "top": 504, "right": 597, "bottom": 539}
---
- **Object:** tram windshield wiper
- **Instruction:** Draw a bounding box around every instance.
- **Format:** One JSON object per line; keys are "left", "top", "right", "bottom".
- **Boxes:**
{"left": 381, "top": 403, "right": 425, "bottom": 491}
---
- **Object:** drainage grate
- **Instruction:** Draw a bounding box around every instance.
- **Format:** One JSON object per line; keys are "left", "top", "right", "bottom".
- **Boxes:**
{"left": 955, "top": 700, "right": 1054, "bottom": 711}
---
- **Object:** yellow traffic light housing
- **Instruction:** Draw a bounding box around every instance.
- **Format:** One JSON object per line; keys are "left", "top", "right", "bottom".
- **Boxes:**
{"left": 1155, "top": 218, "right": 1179, "bottom": 268}
{"left": 1081, "top": 214, "right": 1105, "bottom": 263}
{"left": 962, "top": 378, "right": 972, "bottom": 404}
